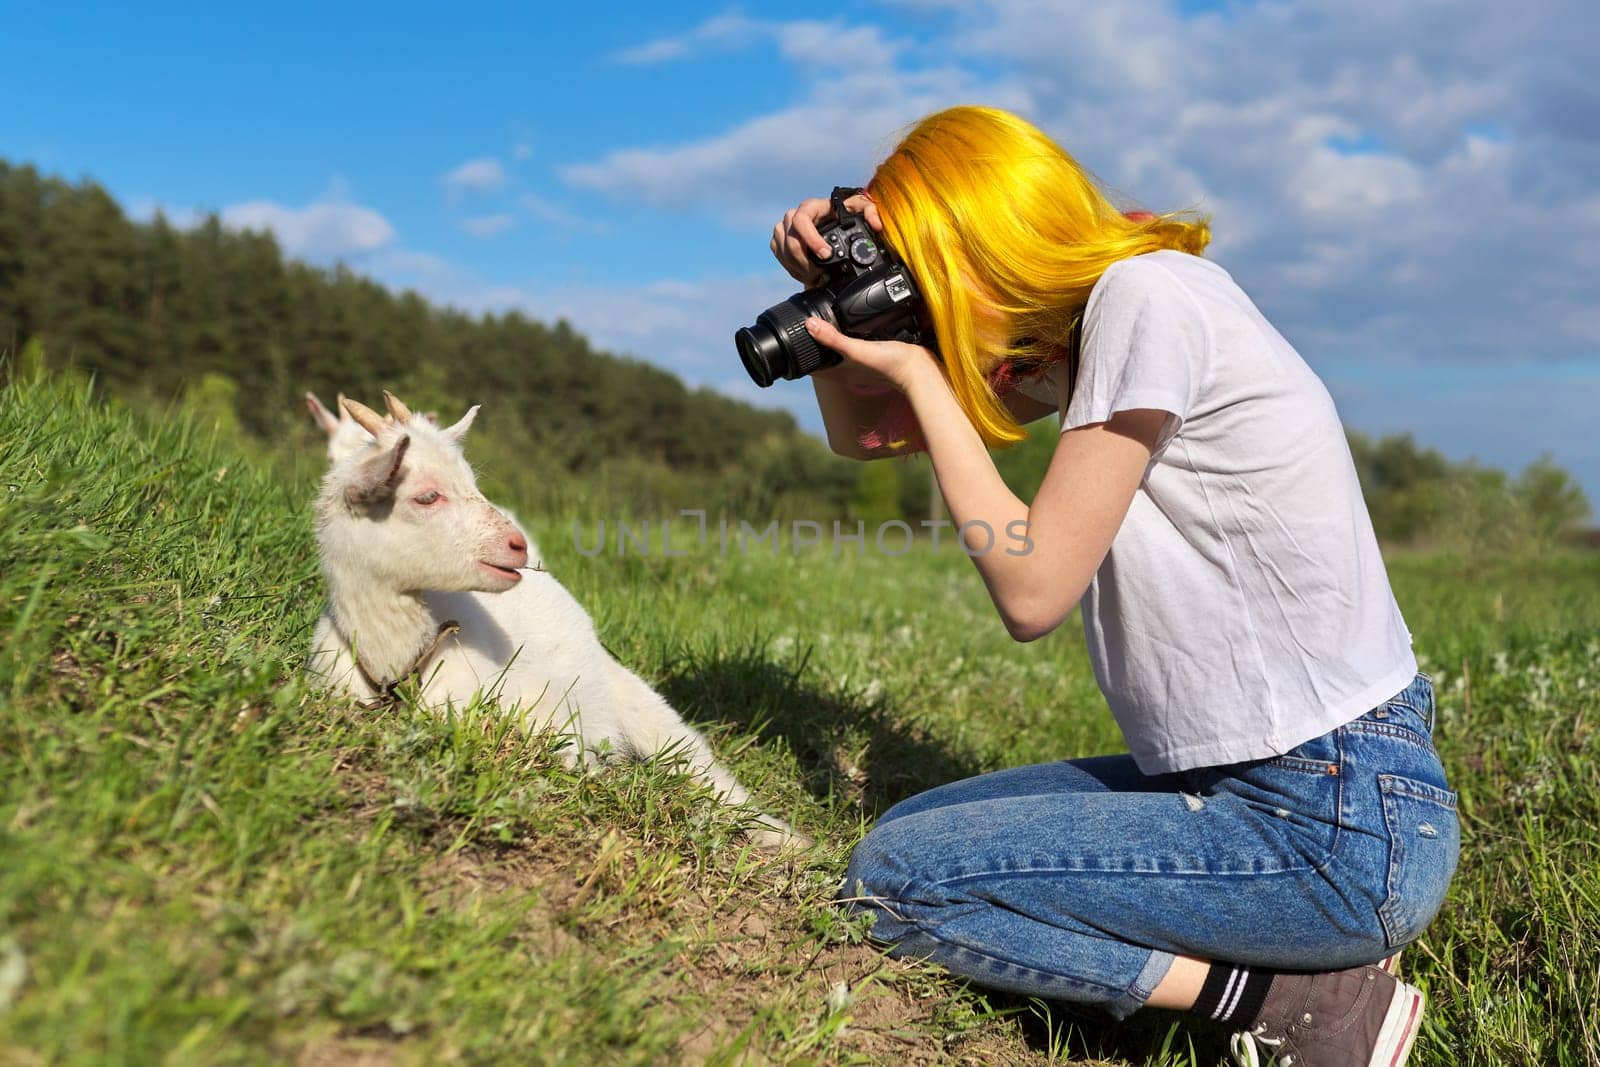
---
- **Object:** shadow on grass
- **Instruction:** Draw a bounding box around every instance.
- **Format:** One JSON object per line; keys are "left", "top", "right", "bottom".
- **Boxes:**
{"left": 658, "top": 642, "right": 1249, "bottom": 1064}
{"left": 655, "top": 641, "right": 985, "bottom": 817}
{"left": 996, "top": 998, "right": 1231, "bottom": 1065}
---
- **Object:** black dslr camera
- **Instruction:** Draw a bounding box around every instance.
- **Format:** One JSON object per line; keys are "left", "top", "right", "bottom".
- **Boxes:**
{"left": 736, "top": 187, "right": 928, "bottom": 388}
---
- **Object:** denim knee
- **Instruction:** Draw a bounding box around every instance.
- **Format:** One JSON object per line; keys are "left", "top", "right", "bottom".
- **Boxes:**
{"left": 838, "top": 816, "right": 958, "bottom": 952}
{"left": 841, "top": 818, "right": 915, "bottom": 911}
{"left": 837, "top": 810, "right": 1172, "bottom": 1018}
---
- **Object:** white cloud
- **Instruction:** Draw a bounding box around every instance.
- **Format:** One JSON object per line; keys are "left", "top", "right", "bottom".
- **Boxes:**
{"left": 366, "top": 248, "right": 489, "bottom": 307}
{"left": 360, "top": 250, "right": 785, "bottom": 375}
{"left": 1290, "top": 148, "right": 1425, "bottom": 219}
{"left": 549, "top": 0, "right": 1600, "bottom": 499}
{"left": 610, "top": 13, "right": 903, "bottom": 73}
{"left": 442, "top": 157, "right": 508, "bottom": 197}
{"left": 878, "top": 0, "right": 1599, "bottom": 366}
{"left": 369, "top": 248, "right": 453, "bottom": 283}
{"left": 1561, "top": 306, "right": 1600, "bottom": 347}
{"left": 504, "top": 273, "right": 795, "bottom": 376}
{"left": 610, "top": 13, "right": 761, "bottom": 64}
{"left": 221, "top": 199, "right": 395, "bottom": 258}
{"left": 572, "top": 1, "right": 1600, "bottom": 360}
{"left": 126, "top": 198, "right": 205, "bottom": 230}
{"left": 515, "top": 272, "right": 830, "bottom": 432}
{"left": 518, "top": 191, "right": 608, "bottom": 234}
{"left": 353, "top": 244, "right": 825, "bottom": 436}
{"left": 460, "top": 213, "right": 518, "bottom": 238}
{"left": 565, "top": 17, "right": 1015, "bottom": 223}
{"left": 126, "top": 189, "right": 399, "bottom": 262}
{"left": 359, "top": 255, "right": 816, "bottom": 421}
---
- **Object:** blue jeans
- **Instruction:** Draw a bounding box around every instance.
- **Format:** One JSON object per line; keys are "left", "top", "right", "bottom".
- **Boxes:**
{"left": 841, "top": 674, "right": 1459, "bottom": 1019}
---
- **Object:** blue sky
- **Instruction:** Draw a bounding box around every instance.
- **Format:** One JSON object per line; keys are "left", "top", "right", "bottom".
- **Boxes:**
{"left": 5, "top": 1, "right": 1598, "bottom": 508}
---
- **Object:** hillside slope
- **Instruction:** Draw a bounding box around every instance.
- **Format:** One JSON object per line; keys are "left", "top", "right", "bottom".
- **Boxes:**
{"left": 4, "top": 372, "right": 1599, "bottom": 1063}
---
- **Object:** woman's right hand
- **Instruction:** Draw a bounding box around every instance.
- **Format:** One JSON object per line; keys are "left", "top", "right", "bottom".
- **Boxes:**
{"left": 770, "top": 191, "right": 883, "bottom": 286}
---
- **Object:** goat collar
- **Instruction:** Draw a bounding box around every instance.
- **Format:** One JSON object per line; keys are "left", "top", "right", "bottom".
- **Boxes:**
{"left": 353, "top": 618, "right": 461, "bottom": 710}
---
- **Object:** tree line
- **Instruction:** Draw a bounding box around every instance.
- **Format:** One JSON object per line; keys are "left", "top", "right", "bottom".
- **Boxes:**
{"left": 1347, "top": 430, "right": 1590, "bottom": 551}
{"left": 984, "top": 421, "right": 1593, "bottom": 552}
{"left": 0, "top": 159, "right": 1589, "bottom": 547}
{"left": 0, "top": 160, "right": 857, "bottom": 517}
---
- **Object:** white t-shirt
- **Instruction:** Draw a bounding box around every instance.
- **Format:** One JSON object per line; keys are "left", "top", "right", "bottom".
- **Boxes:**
{"left": 1016, "top": 249, "right": 1417, "bottom": 774}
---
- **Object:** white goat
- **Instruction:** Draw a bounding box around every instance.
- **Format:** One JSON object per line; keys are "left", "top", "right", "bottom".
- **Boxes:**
{"left": 305, "top": 390, "right": 540, "bottom": 567}
{"left": 305, "top": 391, "right": 799, "bottom": 849}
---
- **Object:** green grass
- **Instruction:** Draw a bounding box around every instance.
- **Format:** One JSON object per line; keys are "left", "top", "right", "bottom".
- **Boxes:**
{"left": 3, "top": 372, "right": 1598, "bottom": 1065}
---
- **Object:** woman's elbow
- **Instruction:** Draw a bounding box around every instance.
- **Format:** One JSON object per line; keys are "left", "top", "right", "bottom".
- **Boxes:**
{"left": 826, "top": 433, "right": 871, "bottom": 460}
{"left": 1001, "top": 606, "right": 1061, "bottom": 644}
{"left": 824, "top": 426, "right": 888, "bottom": 461}
{"left": 998, "top": 586, "right": 1080, "bottom": 643}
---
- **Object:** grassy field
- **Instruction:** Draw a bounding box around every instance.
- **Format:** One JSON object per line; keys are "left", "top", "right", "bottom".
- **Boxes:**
{"left": 3, "top": 372, "right": 1598, "bottom": 1066}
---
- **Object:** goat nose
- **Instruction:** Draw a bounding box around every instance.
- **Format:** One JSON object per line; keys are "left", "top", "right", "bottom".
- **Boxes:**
{"left": 509, "top": 533, "right": 528, "bottom": 554}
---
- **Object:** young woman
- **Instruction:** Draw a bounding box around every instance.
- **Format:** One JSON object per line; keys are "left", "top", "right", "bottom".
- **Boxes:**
{"left": 770, "top": 106, "right": 1457, "bottom": 1066}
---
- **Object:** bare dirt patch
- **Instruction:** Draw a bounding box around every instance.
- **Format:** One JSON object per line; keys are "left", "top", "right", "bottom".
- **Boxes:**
{"left": 314, "top": 720, "right": 1049, "bottom": 1064}
{"left": 290, "top": 1034, "right": 408, "bottom": 1067}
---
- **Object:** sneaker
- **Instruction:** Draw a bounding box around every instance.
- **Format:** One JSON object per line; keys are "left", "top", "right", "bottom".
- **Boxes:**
{"left": 1228, "top": 965, "right": 1424, "bottom": 1066}
{"left": 1377, "top": 951, "right": 1402, "bottom": 976}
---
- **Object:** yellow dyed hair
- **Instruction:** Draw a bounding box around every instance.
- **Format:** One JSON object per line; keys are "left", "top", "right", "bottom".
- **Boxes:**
{"left": 868, "top": 105, "right": 1211, "bottom": 449}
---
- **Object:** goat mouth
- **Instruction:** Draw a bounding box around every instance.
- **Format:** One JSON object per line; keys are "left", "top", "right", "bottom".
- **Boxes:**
{"left": 478, "top": 561, "right": 523, "bottom": 583}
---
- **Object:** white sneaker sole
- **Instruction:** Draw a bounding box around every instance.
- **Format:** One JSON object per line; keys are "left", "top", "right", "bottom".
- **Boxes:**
{"left": 1370, "top": 981, "right": 1424, "bottom": 1067}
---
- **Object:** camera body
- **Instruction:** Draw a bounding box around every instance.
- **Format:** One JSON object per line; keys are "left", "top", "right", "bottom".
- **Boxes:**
{"left": 736, "top": 187, "right": 928, "bottom": 388}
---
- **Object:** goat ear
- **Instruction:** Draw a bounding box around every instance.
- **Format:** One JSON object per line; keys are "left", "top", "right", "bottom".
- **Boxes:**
{"left": 343, "top": 435, "right": 410, "bottom": 505}
{"left": 305, "top": 392, "right": 339, "bottom": 435}
{"left": 382, "top": 390, "right": 414, "bottom": 424}
{"left": 335, "top": 392, "right": 351, "bottom": 422}
{"left": 341, "top": 397, "right": 394, "bottom": 441}
{"left": 442, "top": 405, "right": 480, "bottom": 442}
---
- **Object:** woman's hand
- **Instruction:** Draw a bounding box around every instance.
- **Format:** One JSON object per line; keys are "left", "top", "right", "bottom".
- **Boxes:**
{"left": 770, "top": 192, "right": 883, "bottom": 285}
{"left": 804, "top": 316, "right": 939, "bottom": 395}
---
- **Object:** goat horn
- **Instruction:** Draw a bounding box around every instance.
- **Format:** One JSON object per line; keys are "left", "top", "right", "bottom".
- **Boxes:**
{"left": 382, "top": 390, "right": 414, "bottom": 424}
{"left": 341, "top": 397, "right": 390, "bottom": 438}
{"left": 304, "top": 392, "right": 338, "bottom": 434}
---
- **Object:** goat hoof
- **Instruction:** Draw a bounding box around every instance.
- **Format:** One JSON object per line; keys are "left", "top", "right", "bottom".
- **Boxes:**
{"left": 748, "top": 823, "right": 812, "bottom": 853}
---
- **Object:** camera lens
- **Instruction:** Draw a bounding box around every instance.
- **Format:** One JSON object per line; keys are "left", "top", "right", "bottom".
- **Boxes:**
{"left": 735, "top": 293, "right": 840, "bottom": 387}
{"left": 735, "top": 325, "right": 784, "bottom": 388}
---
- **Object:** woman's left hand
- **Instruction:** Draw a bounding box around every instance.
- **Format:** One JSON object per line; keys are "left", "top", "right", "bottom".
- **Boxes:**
{"left": 804, "top": 317, "right": 940, "bottom": 394}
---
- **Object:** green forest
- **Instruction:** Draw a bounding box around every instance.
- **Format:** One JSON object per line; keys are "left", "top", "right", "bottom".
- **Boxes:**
{"left": 0, "top": 159, "right": 1590, "bottom": 547}
{"left": 0, "top": 160, "right": 857, "bottom": 519}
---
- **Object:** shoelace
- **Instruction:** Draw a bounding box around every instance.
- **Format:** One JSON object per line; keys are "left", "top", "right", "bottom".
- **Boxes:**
{"left": 1229, "top": 1026, "right": 1294, "bottom": 1066}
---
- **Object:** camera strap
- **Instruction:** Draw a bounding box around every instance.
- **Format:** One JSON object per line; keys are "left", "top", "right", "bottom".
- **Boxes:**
{"left": 830, "top": 186, "right": 866, "bottom": 215}
{"left": 1065, "top": 316, "right": 1083, "bottom": 406}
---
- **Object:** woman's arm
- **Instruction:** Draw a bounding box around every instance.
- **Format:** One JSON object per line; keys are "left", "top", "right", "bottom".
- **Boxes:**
{"left": 813, "top": 363, "right": 1059, "bottom": 461}
{"left": 806, "top": 317, "right": 1163, "bottom": 641}
{"left": 810, "top": 364, "right": 901, "bottom": 460}
{"left": 916, "top": 373, "right": 1165, "bottom": 641}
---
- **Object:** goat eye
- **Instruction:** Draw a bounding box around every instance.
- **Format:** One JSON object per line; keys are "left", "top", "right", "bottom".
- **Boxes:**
{"left": 414, "top": 490, "right": 442, "bottom": 506}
